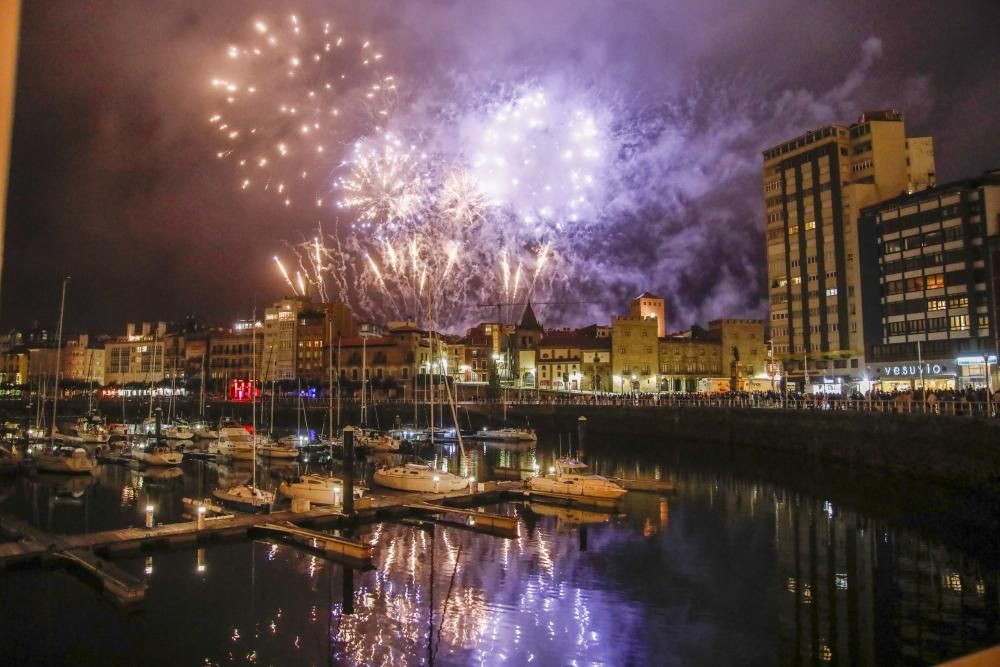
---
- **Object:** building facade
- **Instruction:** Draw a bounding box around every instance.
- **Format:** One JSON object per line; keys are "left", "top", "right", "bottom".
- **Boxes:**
{"left": 103, "top": 322, "right": 169, "bottom": 385}
{"left": 658, "top": 330, "right": 724, "bottom": 393}
{"left": 611, "top": 315, "right": 659, "bottom": 393}
{"left": 629, "top": 293, "right": 666, "bottom": 337}
{"left": 860, "top": 170, "right": 1000, "bottom": 391}
{"left": 708, "top": 319, "right": 767, "bottom": 390}
{"left": 764, "top": 110, "right": 936, "bottom": 390}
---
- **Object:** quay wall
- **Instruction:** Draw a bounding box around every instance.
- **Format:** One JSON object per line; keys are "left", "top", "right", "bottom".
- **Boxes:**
{"left": 489, "top": 404, "right": 1000, "bottom": 488}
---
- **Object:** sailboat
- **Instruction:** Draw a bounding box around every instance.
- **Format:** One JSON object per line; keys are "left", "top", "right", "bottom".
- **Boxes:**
{"left": 278, "top": 473, "right": 364, "bottom": 505}
{"left": 35, "top": 276, "right": 96, "bottom": 476}
{"left": 213, "top": 310, "right": 274, "bottom": 513}
{"left": 373, "top": 301, "right": 469, "bottom": 493}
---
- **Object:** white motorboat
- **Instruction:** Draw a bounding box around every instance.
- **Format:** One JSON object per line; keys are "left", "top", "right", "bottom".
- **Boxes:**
{"left": 132, "top": 443, "right": 183, "bottom": 466}
{"left": 189, "top": 421, "right": 219, "bottom": 440}
{"left": 218, "top": 418, "right": 253, "bottom": 443}
{"left": 212, "top": 483, "right": 274, "bottom": 513}
{"left": 359, "top": 430, "right": 401, "bottom": 452}
{"left": 476, "top": 427, "right": 537, "bottom": 443}
{"left": 278, "top": 474, "right": 364, "bottom": 505}
{"left": 211, "top": 437, "right": 255, "bottom": 460}
{"left": 70, "top": 415, "right": 110, "bottom": 444}
{"left": 164, "top": 420, "right": 195, "bottom": 441}
{"left": 33, "top": 446, "right": 98, "bottom": 475}
{"left": 528, "top": 459, "right": 626, "bottom": 500}
{"left": 258, "top": 441, "right": 300, "bottom": 460}
{"left": 373, "top": 463, "right": 470, "bottom": 493}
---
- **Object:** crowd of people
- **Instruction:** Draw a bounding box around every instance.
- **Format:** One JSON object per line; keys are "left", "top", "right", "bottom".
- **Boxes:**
{"left": 466, "top": 386, "right": 996, "bottom": 415}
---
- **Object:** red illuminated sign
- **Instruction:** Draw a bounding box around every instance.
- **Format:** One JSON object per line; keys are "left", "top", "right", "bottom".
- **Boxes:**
{"left": 229, "top": 379, "right": 259, "bottom": 402}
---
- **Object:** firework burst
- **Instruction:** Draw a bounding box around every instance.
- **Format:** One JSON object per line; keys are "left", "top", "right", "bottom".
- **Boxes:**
{"left": 335, "top": 133, "right": 430, "bottom": 238}
{"left": 208, "top": 13, "right": 396, "bottom": 210}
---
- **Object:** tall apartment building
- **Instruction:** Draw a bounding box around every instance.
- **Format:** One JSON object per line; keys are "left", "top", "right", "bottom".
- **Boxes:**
{"left": 859, "top": 170, "right": 1000, "bottom": 391}
{"left": 763, "top": 110, "right": 936, "bottom": 390}
{"left": 263, "top": 297, "right": 359, "bottom": 382}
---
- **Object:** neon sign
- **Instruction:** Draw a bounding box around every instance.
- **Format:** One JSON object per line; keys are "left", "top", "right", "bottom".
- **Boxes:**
{"left": 882, "top": 364, "right": 944, "bottom": 377}
{"left": 229, "top": 379, "right": 259, "bottom": 402}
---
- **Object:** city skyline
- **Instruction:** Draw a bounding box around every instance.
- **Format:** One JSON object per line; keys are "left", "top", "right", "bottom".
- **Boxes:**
{"left": 3, "top": 0, "right": 1000, "bottom": 335}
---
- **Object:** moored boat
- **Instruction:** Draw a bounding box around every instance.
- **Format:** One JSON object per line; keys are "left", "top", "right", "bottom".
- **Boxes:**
{"left": 528, "top": 459, "right": 626, "bottom": 500}
{"left": 475, "top": 427, "right": 537, "bottom": 442}
{"left": 132, "top": 443, "right": 183, "bottom": 466}
{"left": 258, "top": 441, "right": 300, "bottom": 460}
{"left": 33, "top": 446, "right": 98, "bottom": 475}
{"left": 278, "top": 474, "right": 364, "bottom": 505}
{"left": 373, "top": 463, "right": 470, "bottom": 493}
{"left": 212, "top": 483, "right": 274, "bottom": 513}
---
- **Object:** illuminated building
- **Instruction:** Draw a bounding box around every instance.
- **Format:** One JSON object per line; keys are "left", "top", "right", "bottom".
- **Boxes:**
{"left": 708, "top": 319, "right": 767, "bottom": 391}
{"left": 263, "top": 297, "right": 359, "bottom": 382}
{"left": 629, "top": 292, "right": 666, "bottom": 337}
{"left": 611, "top": 315, "right": 659, "bottom": 393}
{"left": 657, "top": 327, "right": 724, "bottom": 393}
{"left": 764, "top": 110, "right": 936, "bottom": 391}
{"left": 103, "top": 322, "right": 171, "bottom": 385}
{"left": 860, "top": 169, "right": 1000, "bottom": 391}
{"left": 205, "top": 323, "right": 263, "bottom": 390}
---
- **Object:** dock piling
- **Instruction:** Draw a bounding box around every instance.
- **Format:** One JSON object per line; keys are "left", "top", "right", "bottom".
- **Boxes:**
{"left": 577, "top": 416, "right": 587, "bottom": 459}
{"left": 343, "top": 426, "right": 355, "bottom": 515}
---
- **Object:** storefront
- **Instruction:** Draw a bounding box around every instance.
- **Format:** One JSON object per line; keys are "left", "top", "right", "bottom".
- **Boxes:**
{"left": 875, "top": 360, "right": 958, "bottom": 392}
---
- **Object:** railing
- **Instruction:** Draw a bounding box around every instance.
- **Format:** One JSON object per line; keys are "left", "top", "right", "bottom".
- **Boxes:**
{"left": 451, "top": 394, "right": 998, "bottom": 417}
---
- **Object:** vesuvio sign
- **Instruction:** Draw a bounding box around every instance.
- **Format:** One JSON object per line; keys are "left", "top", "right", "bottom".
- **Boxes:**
{"left": 881, "top": 363, "right": 945, "bottom": 377}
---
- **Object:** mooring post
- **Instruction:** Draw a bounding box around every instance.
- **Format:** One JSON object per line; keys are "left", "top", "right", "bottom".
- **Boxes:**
{"left": 342, "top": 567, "right": 355, "bottom": 615}
{"left": 154, "top": 407, "right": 162, "bottom": 442}
{"left": 145, "top": 504, "right": 154, "bottom": 529}
{"left": 197, "top": 505, "right": 206, "bottom": 530}
{"left": 577, "top": 416, "right": 588, "bottom": 460}
{"left": 343, "top": 426, "right": 355, "bottom": 515}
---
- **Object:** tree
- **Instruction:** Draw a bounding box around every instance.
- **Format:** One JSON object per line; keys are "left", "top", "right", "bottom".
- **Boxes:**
{"left": 487, "top": 358, "right": 502, "bottom": 400}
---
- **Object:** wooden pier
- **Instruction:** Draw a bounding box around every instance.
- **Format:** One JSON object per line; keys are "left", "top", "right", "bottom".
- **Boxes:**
{"left": 0, "top": 476, "right": 672, "bottom": 607}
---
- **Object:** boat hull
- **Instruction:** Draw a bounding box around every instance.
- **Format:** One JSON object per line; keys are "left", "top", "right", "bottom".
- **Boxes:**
{"left": 527, "top": 477, "right": 626, "bottom": 500}
{"left": 373, "top": 467, "right": 469, "bottom": 493}
{"left": 34, "top": 456, "right": 97, "bottom": 475}
{"left": 212, "top": 487, "right": 273, "bottom": 513}
{"left": 278, "top": 477, "right": 348, "bottom": 505}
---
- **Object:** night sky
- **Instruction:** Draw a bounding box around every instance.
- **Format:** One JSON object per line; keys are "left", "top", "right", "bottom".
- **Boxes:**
{"left": 3, "top": 0, "right": 1000, "bottom": 336}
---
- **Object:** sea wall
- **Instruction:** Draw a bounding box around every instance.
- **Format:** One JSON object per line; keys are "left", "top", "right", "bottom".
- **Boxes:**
{"left": 484, "top": 404, "right": 1000, "bottom": 488}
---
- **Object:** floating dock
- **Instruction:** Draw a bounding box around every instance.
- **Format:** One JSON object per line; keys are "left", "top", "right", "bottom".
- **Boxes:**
{"left": 0, "top": 475, "right": 671, "bottom": 606}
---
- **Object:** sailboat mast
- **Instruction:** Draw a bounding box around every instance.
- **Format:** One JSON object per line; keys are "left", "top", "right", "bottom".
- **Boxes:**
{"left": 327, "top": 319, "right": 333, "bottom": 445}
{"left": 199, "top": 347, "right": 206, "bottom": 417}
{"left": 251, "top": 309, "right": 257, "bottom": 492}
{"left": 361, "top": 331, "right": 368, "bottom": 428}
{"left": 336, "top": 336, "right": 341, "bottom": 431}
{"left": 49, "top": 275, "right": 69, "bottom": 448}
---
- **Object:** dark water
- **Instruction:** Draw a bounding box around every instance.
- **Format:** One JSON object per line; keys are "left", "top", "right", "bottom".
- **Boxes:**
{"left": 0, "top": 434, "right": 998, "bottom": 666}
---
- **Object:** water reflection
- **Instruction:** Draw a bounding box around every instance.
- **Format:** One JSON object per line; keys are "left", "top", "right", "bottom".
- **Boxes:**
{"left": 0, "top": 438, "right": 998, "bottom": 665}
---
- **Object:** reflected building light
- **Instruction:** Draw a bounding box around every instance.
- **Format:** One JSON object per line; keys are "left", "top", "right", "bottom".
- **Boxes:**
{"left": 144, "top": 556, "right": 153, "bottom": 576}
{"left": 801, "top": 583, "right": 812, "bottom": 603}
{"left": 944, "top": 572, "right": 963, "bottom": 592}
{"left": 835, "top": 573, "right": 848, "bottom": 590}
